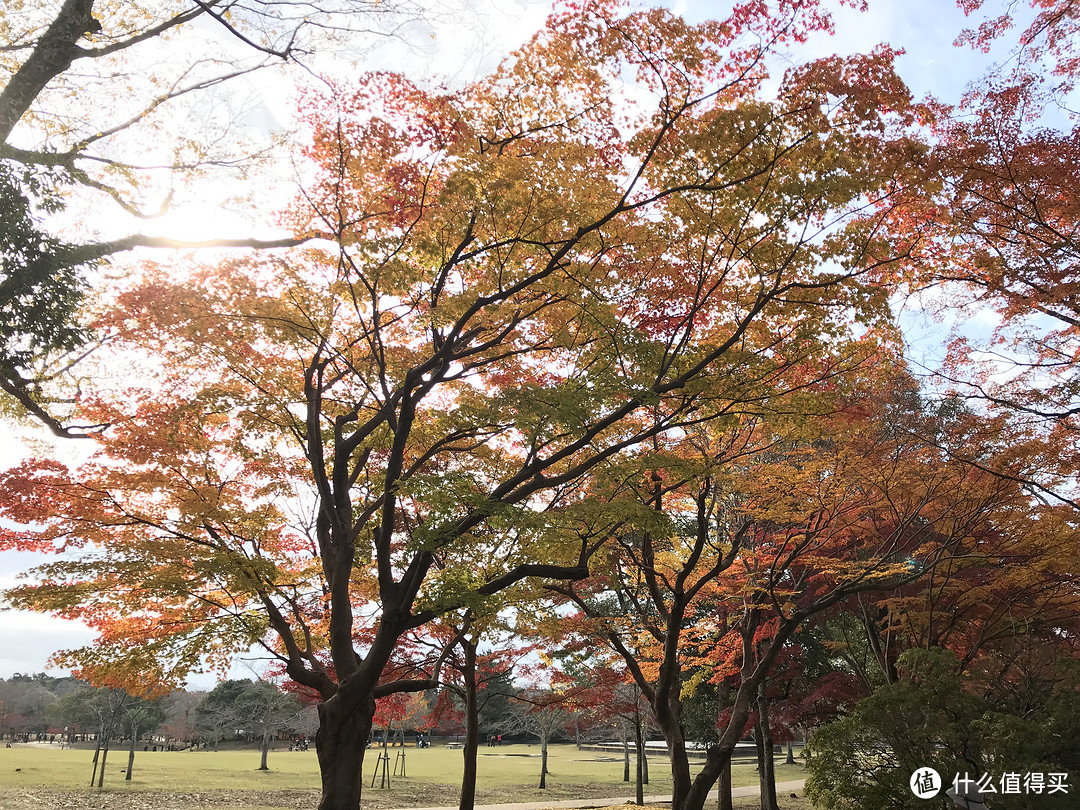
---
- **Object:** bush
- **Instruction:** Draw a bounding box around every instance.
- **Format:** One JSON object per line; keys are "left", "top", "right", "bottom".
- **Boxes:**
{"left": 806, "top": 648, "right": 1079, "bottom": 810}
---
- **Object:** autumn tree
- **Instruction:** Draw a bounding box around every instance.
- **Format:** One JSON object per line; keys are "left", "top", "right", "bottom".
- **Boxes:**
{"left": 528, "top": 610, "right": 658, "bottom": 797}
{"left": 0, "top": 3, "right": 931, "bottom": 809}
{"left": 427, "top": 613, "right": 531, "bottom": 810}
{"left": 897, "top": 0, "right": 1080, "bottom": 510}
{"left": 846, "top": 497, "right": 1080, "bottom": 689}
{"left": 763, "top": 626, "right": 865, "bottom": 761}
{"left": 810, "top": 387, "right": 1080, "bottom": 695}
{"left": 555, "top": 375, "right": 1042, "bottom": 810}
{"left": 564, "top": 664, "right": 656, "bottom": 803}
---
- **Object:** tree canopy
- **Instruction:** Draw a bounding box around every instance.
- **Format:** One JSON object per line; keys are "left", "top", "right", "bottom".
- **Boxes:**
{"left": 2, "top": 3, "right": 1079, "bottom": 810}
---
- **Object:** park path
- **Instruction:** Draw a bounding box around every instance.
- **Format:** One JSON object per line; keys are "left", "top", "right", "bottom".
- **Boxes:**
{"left": 400, "top": 779, "right": 808, "bottom": 810}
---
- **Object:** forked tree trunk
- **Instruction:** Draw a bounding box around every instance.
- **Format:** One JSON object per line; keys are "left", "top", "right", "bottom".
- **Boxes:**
{"left": 460, "top": 637, "right": 479, "bottom": 810}
{"left": 671, "top": 677, "right": 760, "bottom": 810}
{"left": 316, "top": 691, "right": 376, "bottom": 810}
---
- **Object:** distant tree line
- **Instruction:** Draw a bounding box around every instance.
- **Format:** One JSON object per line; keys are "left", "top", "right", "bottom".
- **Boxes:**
{"left": 0, "top": 674, "right": 318, "bottom": 782}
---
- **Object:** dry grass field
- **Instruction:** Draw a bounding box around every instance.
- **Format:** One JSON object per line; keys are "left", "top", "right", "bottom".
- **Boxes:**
{"left": 0, "top": 742, "right": 811, "bottom": 810}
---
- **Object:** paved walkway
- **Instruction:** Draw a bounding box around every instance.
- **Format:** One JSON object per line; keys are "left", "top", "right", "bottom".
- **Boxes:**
{"left": 401, "top": 780, "right": 807, "bottom": 810}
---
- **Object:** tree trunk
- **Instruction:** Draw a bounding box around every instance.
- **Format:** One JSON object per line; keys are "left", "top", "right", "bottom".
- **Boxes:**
{"left": 90, "top": 737, "right": 101, "bottom": 786}
{"left": 756, "top": 684, "right": 778, "bottom": 810}
{"left": 0, "top": 0, "right": 101, "bottom": 143}
{"left": 785, "top": 740, "right": 795, "bottom": 766}
{"left": 673, "top": 676, "right": 759, "bottom": 810}
{"left": 539, "top": 734, "right": 549, "bottom": 789}
{"left": 622, "top": 727, "right": 630, "bottom": 782}
{"left": 574, "top": 717, "right": 581, "bottom": 750}
{"left": 97, "top": 737, "right": 110, "bottom": 789}
{"left": 459, "top": 637, "right": 479, "bottom": 810}
{"left": 717, "top": 753, "right": 733, "bottom": 810}
{"left": 633, "top": 714, "right": 645, "bottom": 805}
{"left": 651, "top": 685, "right": 692, "bottom": 807}
{"left": 126, "top": 724, "right": 137, "bottom": 781}
{"left": 380, "top": 728, "right": 391, "bottom": 787}
{"left": 316, "top": 691, "right": 375, "bottom": 810}
{"left": 717, "top": 682, "right": 733, "bottom": 810}
{"left": 260, "top": 724, "right": 270, "bottom": 771}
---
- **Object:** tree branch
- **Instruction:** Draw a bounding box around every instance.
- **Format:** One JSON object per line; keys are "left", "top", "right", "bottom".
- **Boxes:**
{"left": 0, "top": 0, "right": 101, "bottom": 143}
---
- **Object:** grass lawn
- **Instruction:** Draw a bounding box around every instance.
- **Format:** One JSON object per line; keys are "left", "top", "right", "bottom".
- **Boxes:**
{"left": 0, "top": 742, "right": 809, "bottom": 810}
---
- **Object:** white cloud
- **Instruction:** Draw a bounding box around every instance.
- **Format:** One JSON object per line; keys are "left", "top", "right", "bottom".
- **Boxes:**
{"left": 0, "top": 610, "right": 93, "bottom": 678}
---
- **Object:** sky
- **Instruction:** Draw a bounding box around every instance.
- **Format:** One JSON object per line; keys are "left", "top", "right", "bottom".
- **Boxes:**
{"left": 0, "top": 0, "right": 1023, "bottom": 686}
